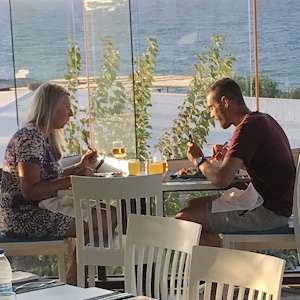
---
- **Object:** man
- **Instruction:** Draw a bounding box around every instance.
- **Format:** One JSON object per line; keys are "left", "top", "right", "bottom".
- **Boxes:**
{"left": 176, "top": 78, "right": 295, "bottom": 246}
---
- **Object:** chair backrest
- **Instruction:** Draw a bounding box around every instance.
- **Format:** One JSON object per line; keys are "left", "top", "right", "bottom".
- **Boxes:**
{"left": 71, "top": 174, "right": 163, "bottom": 266}
{"left": 124, "top": 214, "right": 201, "bottom": 299}
{"left": 189, "top": 246, "right": 285, "bottom": 300}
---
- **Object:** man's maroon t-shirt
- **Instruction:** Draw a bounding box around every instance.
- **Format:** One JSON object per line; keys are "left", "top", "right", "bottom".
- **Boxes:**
{"left": 225, "top": 112, "right": 295, "bottom": 217}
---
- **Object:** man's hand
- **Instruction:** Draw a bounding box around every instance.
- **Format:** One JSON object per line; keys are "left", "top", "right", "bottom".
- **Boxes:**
{"left": 211, "top": 144, "right": 228, "bottom": 161}
{"left": 186, "top": 142, "right": 204, "bottom": 165}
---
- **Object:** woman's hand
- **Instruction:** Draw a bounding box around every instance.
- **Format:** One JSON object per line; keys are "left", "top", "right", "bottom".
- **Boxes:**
{"left": 80, "top": 148, "right": 98, "bottom": 169}
{"left": 77, "top": 166, "right": 95, "bottom": 176}
{"left": 186, "top": 142, "right": 204, "bottom": 165}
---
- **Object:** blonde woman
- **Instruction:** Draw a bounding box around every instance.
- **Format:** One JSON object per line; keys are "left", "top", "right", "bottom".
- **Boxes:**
{"left": 0, "top": 82, "right": 97, "bottom": 283}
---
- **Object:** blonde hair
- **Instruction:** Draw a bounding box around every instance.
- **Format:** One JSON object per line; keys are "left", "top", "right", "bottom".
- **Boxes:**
{"left": 26, "top": 82, "right": 70, "bottom": 159}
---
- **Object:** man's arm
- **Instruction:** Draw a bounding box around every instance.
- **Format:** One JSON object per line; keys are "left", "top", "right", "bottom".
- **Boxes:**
{"left": 199, "top": 156, "right": 244, "bottom": 188}
{"left": 186, "top": 141, "right": 243, "bottom": 188}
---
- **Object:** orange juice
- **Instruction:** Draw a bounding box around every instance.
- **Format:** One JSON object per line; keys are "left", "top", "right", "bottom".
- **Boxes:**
{"left": 128, "top": 160, "right": 140, "bottom": 176}
{"left": 162, "top": 161, "right": 168, "bottom": 174}
{"left": 112, "top": 147, "right": 126, "bottom": 159}
{"left": 148, "top": 161, "right": 164, "bottom": 174}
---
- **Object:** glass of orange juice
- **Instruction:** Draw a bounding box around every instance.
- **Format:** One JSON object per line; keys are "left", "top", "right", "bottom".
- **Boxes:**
{"left": 162, "top": 156, "right": 168, "bottom": 174}
{"left": 148, "top": 157, "right": 164, "bottom": 175}
{"left": 127, "top": 159, "right": 140, "bottom": 176}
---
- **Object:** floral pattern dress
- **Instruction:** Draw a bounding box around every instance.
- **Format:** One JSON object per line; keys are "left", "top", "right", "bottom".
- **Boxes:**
{"left": 0, "top": 126, "right": 73, "bottom": 239}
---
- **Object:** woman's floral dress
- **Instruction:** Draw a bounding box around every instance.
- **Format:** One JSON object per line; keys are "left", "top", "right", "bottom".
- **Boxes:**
{"left": 0, "top": 126, "right": 73, "bottom": 239}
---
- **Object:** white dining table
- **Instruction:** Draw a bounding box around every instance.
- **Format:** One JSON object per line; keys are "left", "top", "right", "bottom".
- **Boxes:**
{"left": 15, "top": 284, "right": 156, "bottom": 300}
{"left": 15, "top": 284, "right": 111, "bottom": 299}
{"left": 162, "top": 177, "right": 219, "bottom": 192}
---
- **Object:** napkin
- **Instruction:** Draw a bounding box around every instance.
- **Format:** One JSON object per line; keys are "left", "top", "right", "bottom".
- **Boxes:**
{"left": 39, "top": 189, "right": 75, "bottom": 217}
{"left": 212, "top": 182, "right": 264, "bottom": 213}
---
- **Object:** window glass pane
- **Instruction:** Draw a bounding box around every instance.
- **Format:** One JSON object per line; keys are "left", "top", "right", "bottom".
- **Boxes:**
{"left": 84, "top": 0, "right": 136, "bottom": 157}
{"left": 257, "top": 0, "right": 300, "bottom": 148}
{"left": 10, "top": 0, "right": 88, "bottom": 155}
{"left": 0, "top": 0, "right": 18, "bottom": 163}
{"left": 131, "top": 0, "right": 252, "bottom": 158}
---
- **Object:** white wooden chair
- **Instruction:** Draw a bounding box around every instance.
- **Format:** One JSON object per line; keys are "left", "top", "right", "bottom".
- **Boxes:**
{"left": 189, "top": 245, "right": 285, "bottom": 300}
{"left": 221, "top": 153, "right": 300, "bottom": 255}
{"left": 124, "top": 214, "right": 201, "bottom": 300}
{"left": 71, "top": 174, "right": 164, "bottom": 287}
{"left": 0, "top": 237, "right": 67, "bottom": 281}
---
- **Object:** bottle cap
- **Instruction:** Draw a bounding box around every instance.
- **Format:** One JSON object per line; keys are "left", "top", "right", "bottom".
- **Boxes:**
{"left": 0, "top": 249, "right": 4, "bottom": 254}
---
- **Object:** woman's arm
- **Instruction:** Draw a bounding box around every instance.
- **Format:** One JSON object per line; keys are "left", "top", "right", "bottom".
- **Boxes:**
{"left": 18, "top": 161, "right": 71, "bottom": 202}
{"left": 62, "top": 148, "right": 98, "bottom": 176}
{"left": 62, "top": 162, "right": 82, "bottom": 176}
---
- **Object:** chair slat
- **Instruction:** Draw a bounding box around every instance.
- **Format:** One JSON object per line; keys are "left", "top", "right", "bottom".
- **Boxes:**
{"left": 226, "top": 285, "right": 235, "bottom": 300}
{"left": 265, "top": 293, "right": 272, "bottom": 300}
{"left": 204, "top": 282, "right": 212, "bottom": 300}
{"left": 136, "top": 198, "right": 141, "bottom": 214}
{"left": 87, "top": 201, "right": 94, "bottom": 246}
{"left": 247, "top": 288, "right": 255, "bottom": 300}
{"left": 106, "top": 200, "right": 113, "bottom": 248}
{"left": 116, "top": 201, "right": 123, "bottom": 249}
{"left": 169, "top": 250, "right": 179, "bottom": 297}
{"left": 257, "top": 290, "right": 265, "bottom": 300}
{"left": 136, "top": 246, "right": 145, "bottom": 295}
{"left": 161, "top": 248, "right": 172, "bottom": 299}
{"left": 146, "top": 197, "right": 151, "bottom": 215}
{"left": 146, "top": 246, "right": 155, "bottom": 297}
{"left": 176, "top": 252, "right": 186, "bottom": 300}
{"left": 215, "top": 283, "right": 224, "bottom": 300}
{"left": 237, "top": 287, "right": 245, "bottom": 300}
{"left": 154, "top": 247, "right": 164, "bottom": 299}
{"left": 131, "top": 245, "right": 137, "bottom": 296}
{"left": 182, "top": 255, "right": 190, "bottom": 299}
{"left": 95, "top": 200, "right": 104, "bottom": 247}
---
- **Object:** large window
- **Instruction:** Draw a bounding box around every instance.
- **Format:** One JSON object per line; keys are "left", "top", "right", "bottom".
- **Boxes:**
{"left": 1, "top": 0, "right": 300, "bottom": 163}
{"left": 0, "top": 0, "right": 18, "bottom": 161}
{"left": 257, "top": 0, "right": 300, "bottom": 149}
{"left": 131, "top": 0, "right": 252, "bottom": 155}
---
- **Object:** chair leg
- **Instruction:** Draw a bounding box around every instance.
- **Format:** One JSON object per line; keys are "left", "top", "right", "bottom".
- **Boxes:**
{"left": 77, "top": 262, "right": 85, "bottom": 288}
{"left": 88, "top": 265, "right": 96, "bottom": 287}
{"left": 58, "top": 252, "right": 66, "bottom": 282}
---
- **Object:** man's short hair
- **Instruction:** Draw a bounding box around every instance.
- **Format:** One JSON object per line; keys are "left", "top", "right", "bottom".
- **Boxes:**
{"left": 207, "top": 78, "right": 245, "bottom": 106}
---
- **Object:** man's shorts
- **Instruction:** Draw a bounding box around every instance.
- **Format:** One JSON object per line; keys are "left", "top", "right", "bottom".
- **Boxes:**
{"left": 206, "top": 202, "right": 289, "bottom": 234}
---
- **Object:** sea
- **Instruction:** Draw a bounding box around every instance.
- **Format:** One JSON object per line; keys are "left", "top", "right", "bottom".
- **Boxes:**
{"left": 0, "top": 0, "right": 300, "bottom": 162}
{"left": 1, "top": 0, "right": 300, "bottom": 88}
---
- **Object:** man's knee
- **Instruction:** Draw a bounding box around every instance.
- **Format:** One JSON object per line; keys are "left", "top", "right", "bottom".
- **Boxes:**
{"left": 175, "top": 206, "right": 202, "bottom": 224}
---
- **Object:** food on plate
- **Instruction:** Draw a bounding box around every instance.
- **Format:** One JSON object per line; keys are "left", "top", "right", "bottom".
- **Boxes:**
{"left": 177, "top": 167, "right": 198, "bottom": 177}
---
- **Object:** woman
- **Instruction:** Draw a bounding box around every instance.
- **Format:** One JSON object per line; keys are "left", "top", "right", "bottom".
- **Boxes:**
{"left": 0, "top": 82, "right": 97, "bottom": 282}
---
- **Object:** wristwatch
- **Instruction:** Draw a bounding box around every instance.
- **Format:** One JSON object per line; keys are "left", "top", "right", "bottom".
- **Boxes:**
{"left": 195, "top": 156, "right": 206, "bottom": 169}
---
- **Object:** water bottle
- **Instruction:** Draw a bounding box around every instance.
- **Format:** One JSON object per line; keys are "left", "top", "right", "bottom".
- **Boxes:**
{"left": 0, "top": 249, "right": 12, "bottom": 293}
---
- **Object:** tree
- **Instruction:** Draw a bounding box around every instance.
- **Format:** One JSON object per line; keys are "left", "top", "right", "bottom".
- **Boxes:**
{"left": 157, "top": 35, "right": 235, "bottom": 158}
{"left": 130, "top": 37, "right": 158, "bottom": 159}
{"left": 64, "top": 40, "right": 89, "bottom": 155}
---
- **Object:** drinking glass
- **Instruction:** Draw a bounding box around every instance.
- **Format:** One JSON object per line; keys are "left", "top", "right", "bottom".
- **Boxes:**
{"left": 148, "top": 156, "right": 164, "bottom": 175}
{"left": 162, "top": 155, "right": 168, "bottom": 174}
{"left": 112, "top": 141, "right": 126, "bottom": 159}
{"left": 127, "top": 159, "right": 140, "bottom": 176}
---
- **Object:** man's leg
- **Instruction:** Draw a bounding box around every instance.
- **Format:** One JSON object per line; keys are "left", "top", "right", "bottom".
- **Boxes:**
{"left": 175, "top": 194, "right": 221, "bottom": 247}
